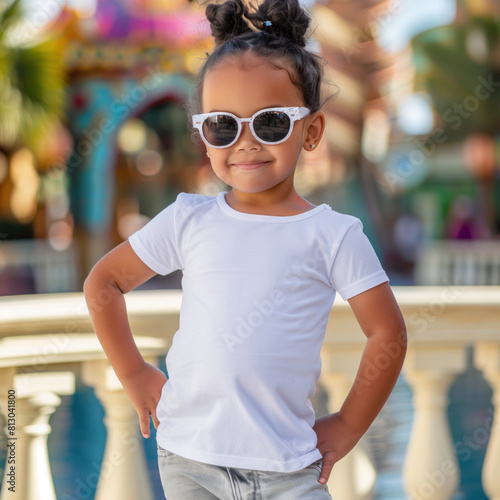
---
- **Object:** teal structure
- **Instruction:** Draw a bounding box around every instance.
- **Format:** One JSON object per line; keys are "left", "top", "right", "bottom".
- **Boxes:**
{"left": 66, "top": 71, "right": 192, "bottom": 241}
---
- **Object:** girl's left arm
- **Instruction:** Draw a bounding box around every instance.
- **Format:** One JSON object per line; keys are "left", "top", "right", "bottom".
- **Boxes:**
{"left": 313, "top": 281, "right": 407, "bottom": 485}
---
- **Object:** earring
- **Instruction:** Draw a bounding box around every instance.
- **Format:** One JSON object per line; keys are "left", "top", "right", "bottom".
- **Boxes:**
{"left": 310, "top": 144, "right": 316, "bottom": 149}
{"left": 206, "top": 151, "right": 210, "bottom": 158}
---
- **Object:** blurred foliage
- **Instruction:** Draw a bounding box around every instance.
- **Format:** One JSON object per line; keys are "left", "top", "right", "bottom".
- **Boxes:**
{"left": 412, "top": 15, "right": 500, "bottom": 141}
{"left": 0, "top": 0, "right": 67, "bottom": 154}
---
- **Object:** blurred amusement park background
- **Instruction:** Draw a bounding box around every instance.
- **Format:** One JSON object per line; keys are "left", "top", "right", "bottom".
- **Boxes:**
{"left": 0, "top": 0, "right": 500, "bottom": 500}
{"left": 0, "top": 0, "right": 499, "bottom": 294}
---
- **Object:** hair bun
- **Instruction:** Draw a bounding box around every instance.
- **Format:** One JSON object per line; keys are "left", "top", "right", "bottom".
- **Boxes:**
{"left": 205, "top": 1, "right": 252, "bottom": 47}
{"left": 246, "top": 0, "right": 311, "bottom": 48}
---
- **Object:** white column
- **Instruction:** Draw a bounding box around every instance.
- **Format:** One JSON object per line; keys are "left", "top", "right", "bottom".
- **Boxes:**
{"left": 320, "top": 347, "right": 376, "bottom": 500}
{"left": 82, "top": 359, "right": 154, "bottom": 500}
{"left": 2, "top": 392, "right": 62, "bottom": 500}
{"left": 403, "top": 347, "right": 465, "bottom": 500}
{"left": 475, "top": 342, "right": 500, "bottom": 500}
{"left": 0, "top": 370, "right": 74, "bottom": 500}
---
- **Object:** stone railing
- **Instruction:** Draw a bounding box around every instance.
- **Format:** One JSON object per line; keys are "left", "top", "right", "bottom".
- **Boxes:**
{"left": 414, "top": 240, "right": 500, "bottom": 286}
{"left": 0, "top": 287, "right": 499, "bottom": 500}
{"left": 0, "top": 240, "right": 81, "bottom": 294}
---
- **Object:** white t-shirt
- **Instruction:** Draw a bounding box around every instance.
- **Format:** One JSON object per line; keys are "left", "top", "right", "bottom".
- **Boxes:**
{"left": 129, "top": 191, "right": 389, "bottom": 472}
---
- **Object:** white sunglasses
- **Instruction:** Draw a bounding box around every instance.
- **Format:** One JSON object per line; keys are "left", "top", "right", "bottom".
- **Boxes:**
{"left": 192, "top": 107, "right": 311, "bottom": 149}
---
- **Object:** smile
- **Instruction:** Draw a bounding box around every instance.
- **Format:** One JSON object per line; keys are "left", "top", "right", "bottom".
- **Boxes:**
{"left": 231, "top": 161, "right": 270, "bottom": 170}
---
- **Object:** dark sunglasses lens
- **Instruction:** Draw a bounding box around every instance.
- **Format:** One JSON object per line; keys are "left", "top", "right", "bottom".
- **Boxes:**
{"left": 253, "top": 111, "right": 291, "bottom": 143}
{"left": 202, "top": 115, "right": 238, "bottom": 147}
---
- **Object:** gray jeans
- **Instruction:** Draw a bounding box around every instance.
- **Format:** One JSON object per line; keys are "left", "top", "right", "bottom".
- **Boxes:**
{"left": 157, "top": 446, "right": 332, "bottom": 500}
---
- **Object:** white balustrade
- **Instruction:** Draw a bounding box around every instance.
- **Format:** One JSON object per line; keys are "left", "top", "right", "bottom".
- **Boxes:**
{"left": 0, "top": 240, "right": 80, "bottom": 293}
{"left": 0, "top": 369, "right": 76, "bottom": 500}
{"left": 82, "top": 359, "right": 155, "bottom": 500}
{"left": 402, "top": 347, "right": 465, "bottom": 500}
{"left": 414, "top": 240, "right": 500, "bottom": 286}
{"left": 2, "top": 391, "right": 62, "bottom": 500}
{"left": 475, "top": 342, "right": 500, "bottom": 500}
{"left": 0, "top": 326, "right": 169, "bottom": 500}
{"left": 320, "top": 347, "right": 376, "bottom": 500}
{"left": 0, "top": 288, "right": 499, "bottom": 499}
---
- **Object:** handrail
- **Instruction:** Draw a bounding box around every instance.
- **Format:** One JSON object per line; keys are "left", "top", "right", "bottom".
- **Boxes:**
{"left": 1, "top": 286, "right": 498, "bottom": 339}
{"left": 0, "top": 286, "right": 499, "bottom": 500}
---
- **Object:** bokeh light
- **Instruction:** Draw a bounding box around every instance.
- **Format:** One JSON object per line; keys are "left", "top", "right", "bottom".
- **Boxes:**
{"left": 48, "top": 219, "right": 74, "bottom": 251}
{"left": 118, "top": 213, "right": 150, "bottom": 240}
{"left": 9, "top": 148, "right": 39, "bottom": 223}
{"left": 397, "top": 93, "right": 434, "bottom": 135}
{"left": 0, "top": 152, "right": 8, "bottom": 184}
{"left": 117, "top": 118, "right": 148, "bottom": 154}
{"left": 135, "top": 149, "right": 163, "bottom": 176}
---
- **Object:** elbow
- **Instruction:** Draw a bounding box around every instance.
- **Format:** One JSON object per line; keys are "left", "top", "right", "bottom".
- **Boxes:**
{"left": 83, "top": 270, "right": 91, "bottom": 297}
{"left": 83, "top": 265, "right": 124, "bottom": 322}
{"left": 83, "top": 263, "right": 121, "bottom": 303}
{"left": 400, "top": 326, "right": 408, "bottom": 359}
{"left": 83, "top": 267, "right": 99, "bottom": 311}
{"left": 83, "top": 264, "right": 97, "bottom": 298}
{"left": 400, "top": 314, "right": 408, "bottom": 346}
{"left": 83, "top": 268, "right": 97, "bottom": 319}
{"left": 392, "top": 306, "right": 408, "bottom": 359}
{"left": 396, "top": 320, "right": 408, "bottom": 364}
{"left": 381, "top": 319, "right": 407, "bottom": 365}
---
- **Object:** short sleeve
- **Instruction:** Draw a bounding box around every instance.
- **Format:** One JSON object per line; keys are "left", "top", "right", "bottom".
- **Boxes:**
{"left": 330, "top": 220, "right": 389, "bottom": 300}
{"left": 128, "top": 195, "right": 183, "bottom": 276}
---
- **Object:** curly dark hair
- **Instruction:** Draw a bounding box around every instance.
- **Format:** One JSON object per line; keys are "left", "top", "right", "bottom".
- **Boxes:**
{"left": 189, "top": 0, "right": 331, "bottom": 121}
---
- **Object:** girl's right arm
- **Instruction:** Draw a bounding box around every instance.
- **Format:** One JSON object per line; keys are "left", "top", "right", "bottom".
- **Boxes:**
{"left": 83, "top": 241, "right": 168, "bottom": 438}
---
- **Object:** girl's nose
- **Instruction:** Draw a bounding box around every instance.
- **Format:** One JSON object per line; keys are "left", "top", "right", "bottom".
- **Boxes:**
{"left": 236, "top": 123, "right": 261, "bottom": 151}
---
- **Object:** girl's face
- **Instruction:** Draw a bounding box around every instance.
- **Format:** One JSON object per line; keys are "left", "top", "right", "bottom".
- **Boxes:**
{"left": 201, "top": 52, "right": 323, "bottom": 200}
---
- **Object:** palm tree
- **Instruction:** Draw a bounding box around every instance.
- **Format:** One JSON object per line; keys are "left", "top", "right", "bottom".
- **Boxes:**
{"left": 411, "top": 6, "right": 500, "bottom": 235}
{"left": 411, "top": 14, "right": 500, "bottom": 142}
{"left": 0, "top": 0, "right": 66, "bottom": 156}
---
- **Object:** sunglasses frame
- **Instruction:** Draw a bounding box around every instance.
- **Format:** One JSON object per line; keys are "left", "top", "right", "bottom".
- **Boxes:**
{"left": 192, "top": 107, "right": 311, "bottom": 149}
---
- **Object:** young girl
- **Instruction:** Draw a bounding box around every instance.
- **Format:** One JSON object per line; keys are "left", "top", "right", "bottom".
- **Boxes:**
{"left": 84, "top": 0, "right": 407, "bottom": 498}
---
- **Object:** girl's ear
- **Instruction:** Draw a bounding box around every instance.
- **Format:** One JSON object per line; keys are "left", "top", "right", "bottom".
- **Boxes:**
{"left": 303, "top": 111, "right": 326, "bottom": 151}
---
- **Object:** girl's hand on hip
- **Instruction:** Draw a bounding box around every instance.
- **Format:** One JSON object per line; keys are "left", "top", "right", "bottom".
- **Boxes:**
{"left": 313, "top": 412, "right": 360, "bottom": 485}
{"left": 120, "top": 362, "right": 168, "bottom": 438}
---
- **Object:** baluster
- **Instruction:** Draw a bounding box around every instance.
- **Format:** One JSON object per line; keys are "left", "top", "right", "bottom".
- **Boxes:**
{"left": 0, "top": 370, "right": 70, "bottom": 500}
{"left": 320, "top": 347, "right": 376, "bottom": 500}
{"left": 402, "top": 346, "right": 465, "bottom": 500}
{"left": 475, "top": 342, "right": 500, "bottom": 500}
{"left": 82, "top": 359, "right": 154, "bottom": 500}
{"left": 4, "top": 392, "right": 62, "bottom": 500}
{"left": 1, "top": 370, "right": 75, "bottom": 500}
{"left": 491, "top": 255, "right": 500, "bottom": 284}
